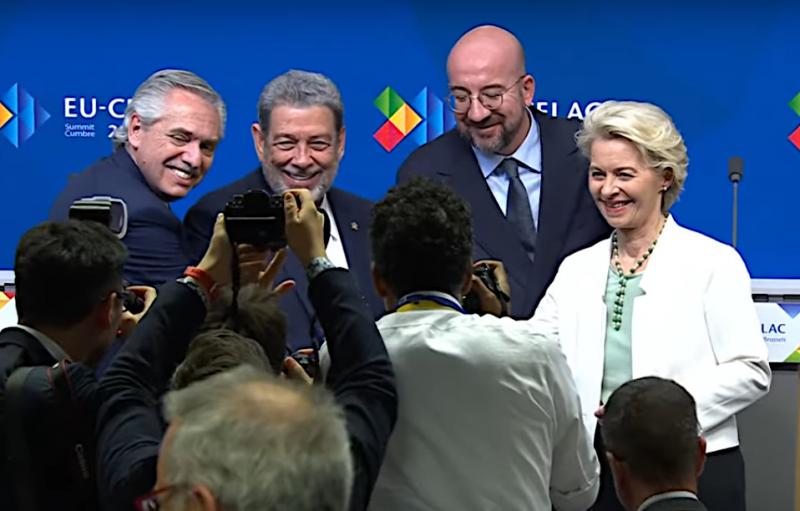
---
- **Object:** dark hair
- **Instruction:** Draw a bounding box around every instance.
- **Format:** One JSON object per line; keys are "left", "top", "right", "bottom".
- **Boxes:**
{"left": 14, "top": 221, "right": 127, "bottom": 327}
{"left": 171, "top": 329, "right": 272, "bottom": 390}
{"left": 200, "top": 284, "right": 288, "bottom": 373}
{"left": 602, "top": 376, "right": 700, "bottom": 486}
{"left": 371, "top": 177, "right": 473, "bottom": 297}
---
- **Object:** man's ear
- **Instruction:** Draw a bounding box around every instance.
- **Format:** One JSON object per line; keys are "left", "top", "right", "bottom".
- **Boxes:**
{"left": 460, "top": 265, "right": 473, "bottom": 297}
{"left": 336, "top": 127, "right": 346, "bottom": 161}
{"left": 371, "top": 263, "right": 388, "bottom": 298}
{"left": 190, "top": 484, "right": 219, "bottom": 511}
{"left": 522, "top": 74, "right": 536, "bottom": 105}
{"left": 252, "top": 122, "right": 266, "bottom": 162}
{"left": 128, "top": 113, "right": 144, "bottom": 150}
{"left": 696, "top": 436, "right": 708, "bottom": 477}
{"left": 94, "top": 293, "right": 116, "bottom": 330}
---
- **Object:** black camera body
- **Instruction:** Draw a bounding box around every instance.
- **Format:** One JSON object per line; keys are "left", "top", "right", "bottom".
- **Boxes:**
{"left": 463, "top": 263, "right": 509, "bottom": 315}
{"left": 224, "top": 190, "right": 287, "bottom": 249}
{"left": 68, "top": 196, "right": 128, "bottom": 239}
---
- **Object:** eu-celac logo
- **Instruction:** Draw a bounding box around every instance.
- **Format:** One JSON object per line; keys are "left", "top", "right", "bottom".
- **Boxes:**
{"left": 789, "top": 92, "right": 800, "bottom": 151}
{"left": 0, "top": 83, "right": 50, "bottom": 148}
{"left": 373, "top": 86, "right": 455, "bottom": 152}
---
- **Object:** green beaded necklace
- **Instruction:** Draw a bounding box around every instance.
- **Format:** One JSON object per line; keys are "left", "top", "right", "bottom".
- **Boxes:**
{"left": 609, "top": 216, "right": 667, "bottom": 331}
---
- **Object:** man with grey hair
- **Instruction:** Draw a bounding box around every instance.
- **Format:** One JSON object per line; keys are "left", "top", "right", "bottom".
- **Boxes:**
{"left": 184, "top": 69, "right": 383, "bottom": 351}
{"left": 154, "top": 365, "right": 353, "bottom": 511}
{"left": 50, "top": 69, "right": 225, "bottom": 286}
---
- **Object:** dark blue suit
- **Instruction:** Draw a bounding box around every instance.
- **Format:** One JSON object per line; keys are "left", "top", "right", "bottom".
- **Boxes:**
{"left": 49, "top": 148, "right": 191, "bottom": 286}
{"left": 397, "top": 109, "right": 610, "bottom": 318}
{"left": 183, "top": 169, "right": 384, "bottom": 351}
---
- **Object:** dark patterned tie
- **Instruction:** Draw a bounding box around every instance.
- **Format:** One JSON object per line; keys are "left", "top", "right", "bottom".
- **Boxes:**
{"left": 500, "top": 158, "right": 536, "bottom": 262}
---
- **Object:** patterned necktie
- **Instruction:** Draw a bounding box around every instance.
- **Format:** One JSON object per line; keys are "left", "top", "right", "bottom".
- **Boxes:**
{"left": 500, "top": 158, "right": 537, "bottom": 262}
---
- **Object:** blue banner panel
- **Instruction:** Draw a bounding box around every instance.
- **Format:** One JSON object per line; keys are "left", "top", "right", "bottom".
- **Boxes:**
{"left": 0, "top": 1, "right": 798, "bottom": 277}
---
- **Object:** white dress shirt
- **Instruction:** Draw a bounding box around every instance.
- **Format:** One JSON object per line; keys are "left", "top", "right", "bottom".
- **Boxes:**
{"left": 472, "top": 108, "right": 542, "bottom": 227}
{"left": 319, "top": 195, "right": 349, "bottom": 270}
{"left": 368, "top": 296, "right": 599, "bottom": 511}
{"left": 638, "top": 490, "right": 699, "bottom": 511}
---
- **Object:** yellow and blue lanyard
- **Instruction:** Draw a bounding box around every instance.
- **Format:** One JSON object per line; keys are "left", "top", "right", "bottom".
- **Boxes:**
{"left": 394, "top": 293, "right": 466, "bottom": 314}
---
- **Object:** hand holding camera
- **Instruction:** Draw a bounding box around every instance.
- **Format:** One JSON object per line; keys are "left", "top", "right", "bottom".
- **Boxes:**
{"left": 463, "top": 260, "right": 511, "bottom": 316}
{"left": 283, "top": 189, "right": 327, "bottom": 267}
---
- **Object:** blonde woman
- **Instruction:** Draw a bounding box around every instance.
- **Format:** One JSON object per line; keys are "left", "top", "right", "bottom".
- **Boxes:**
{"left": 530, "top": 100, "right": 770, "bottom": 510}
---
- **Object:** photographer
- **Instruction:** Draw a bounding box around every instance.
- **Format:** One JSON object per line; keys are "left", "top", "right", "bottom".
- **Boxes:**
{"left": 0, "top": 220, "right": 153, "bottom": 510}
{"left": 98, "top": 191, "right": 396, "bottom": 511}
{"left": 366, "top": 178, "right": 598, "bottom": 511}
{"left": 96, "top": 214, "right": 267, "bottom": 509}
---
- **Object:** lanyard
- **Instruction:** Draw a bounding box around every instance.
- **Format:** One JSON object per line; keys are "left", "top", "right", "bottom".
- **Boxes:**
{"left": 395, "top": 293, "right": 466, "bottom": 314}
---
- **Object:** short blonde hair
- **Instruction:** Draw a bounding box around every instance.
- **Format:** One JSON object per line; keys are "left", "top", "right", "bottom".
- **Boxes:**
{"left": 576, "top": 101, "right": 688, "bottom": 212}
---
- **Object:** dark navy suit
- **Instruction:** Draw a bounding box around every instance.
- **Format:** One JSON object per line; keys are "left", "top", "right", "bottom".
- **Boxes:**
{"left": 397, "top": 109, "right": 610, "bottom": 318}
{"left": 183, "top": 169, "right": 384, "bottom": 351}
{"left": 49, "top": 148, "right": 191, "bottom": 286}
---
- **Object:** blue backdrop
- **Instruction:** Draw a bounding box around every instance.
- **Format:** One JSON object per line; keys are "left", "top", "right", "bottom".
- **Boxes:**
{"left": 1, "top": 1, "right": 798, "bottom": 277}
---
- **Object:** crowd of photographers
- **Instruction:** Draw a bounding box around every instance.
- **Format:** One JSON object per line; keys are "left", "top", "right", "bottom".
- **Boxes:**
{"left": 0, "top": 23, "right": 770, "bottom": 511}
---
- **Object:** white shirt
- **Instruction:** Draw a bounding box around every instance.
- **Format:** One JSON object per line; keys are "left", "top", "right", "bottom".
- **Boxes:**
{"left": 320, "top": 195, "right": 349, "bottom": 270}
{"left": 472, "top": 108, "right": 542, "bottom": 227}
{"left": 368, "top": 297, "right": 599, "bottom": 511}
{"left": 637, "top": 490, "right": 698, "bottom": 511}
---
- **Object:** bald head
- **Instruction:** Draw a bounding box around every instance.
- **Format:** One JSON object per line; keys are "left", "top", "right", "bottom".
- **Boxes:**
{"left": 446, "top": 25, "right": 534, "bottom": 155}
{"left": 448, "top": 25, "right": 526, "bottom": 81}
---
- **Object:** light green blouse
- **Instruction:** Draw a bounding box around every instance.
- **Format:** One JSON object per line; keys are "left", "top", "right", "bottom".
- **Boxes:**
{"left": 601, "top": 267, "right": 644, "bottom": 404}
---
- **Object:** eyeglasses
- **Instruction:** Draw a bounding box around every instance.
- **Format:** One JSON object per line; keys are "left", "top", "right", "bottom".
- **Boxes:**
{"left": 447, "top": 75, "right": 527, "bottom": 114}
{"left": 134, "top": 486, "right": 174, "bottom": 511}
{"left": 100, "top": 282, "right": 145, "bottom": 314}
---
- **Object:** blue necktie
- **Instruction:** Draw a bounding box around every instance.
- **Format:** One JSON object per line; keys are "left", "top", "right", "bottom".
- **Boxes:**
{"left": 500, "top": 158, "right": 536, "bottom": 262}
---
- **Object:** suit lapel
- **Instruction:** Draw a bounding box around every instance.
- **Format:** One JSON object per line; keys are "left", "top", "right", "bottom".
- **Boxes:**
{"left": 437, "top": 135, "right": 534, "bottom": 315}
{"left": 524, "top": 111, "right": 589, "bottom": 313}
{"left": 327, "top": 189, "right": 383, "bottom": 316}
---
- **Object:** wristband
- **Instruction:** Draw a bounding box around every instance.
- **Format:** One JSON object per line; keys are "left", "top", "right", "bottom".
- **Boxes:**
{"left": 305, "top": 256, "right": 336, "bottom": 281}
{"left": 184, "top": 266, "right": 220, "bottom": 301}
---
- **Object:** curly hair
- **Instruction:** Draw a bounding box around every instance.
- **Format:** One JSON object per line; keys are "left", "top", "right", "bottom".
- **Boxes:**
{"left": 371, "top": 177, "right": 473, "bottom": 297}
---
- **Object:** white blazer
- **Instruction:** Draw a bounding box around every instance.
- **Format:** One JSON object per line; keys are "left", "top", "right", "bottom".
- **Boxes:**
{"left": 530, "top": 216, "right": 771, "bottom": 453}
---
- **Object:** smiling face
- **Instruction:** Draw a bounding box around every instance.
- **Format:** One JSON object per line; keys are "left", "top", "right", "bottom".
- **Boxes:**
{"left": 252, "top": 104, "right": 344, "bottom": 203}
{"left": 588, "top": 137, "right": 672, "bottom": 234}
{"left": 127, "top": 89, "right": 221, "bottom": 201}
{"left": 447, "top": 26, "right": 534, "bottom": 155}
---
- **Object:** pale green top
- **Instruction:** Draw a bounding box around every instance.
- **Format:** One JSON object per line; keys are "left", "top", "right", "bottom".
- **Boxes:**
{"left": 601, "top": 267, "right": 644, "bottom": 404}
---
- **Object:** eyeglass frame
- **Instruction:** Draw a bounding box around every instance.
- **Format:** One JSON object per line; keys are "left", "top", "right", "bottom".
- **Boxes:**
{"left": 98, "top": 281, "right": 137, "bottom": 313}
{"left": 447, "top": 75, "right": 528, "bottom": 114}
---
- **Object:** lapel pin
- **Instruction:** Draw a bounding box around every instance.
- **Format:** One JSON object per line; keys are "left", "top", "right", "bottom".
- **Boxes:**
{"left": 351, "top": 222, "right": 359, "bottom": 231}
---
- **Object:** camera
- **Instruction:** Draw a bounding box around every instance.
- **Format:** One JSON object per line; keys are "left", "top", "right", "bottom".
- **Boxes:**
{"left": 120, "top": 288, "right": 145, "bottom": 315}
{"left": 68, "top": 196, "right": 128, "bottom": 238}
{"left": 463, "top": 263, "right": 510, "bottom": 315}
{"left": 224, "top": 190, "right": 288, "bottom": 249}
{"left": 290, "top": 348, "right": 319, "bottom": 380}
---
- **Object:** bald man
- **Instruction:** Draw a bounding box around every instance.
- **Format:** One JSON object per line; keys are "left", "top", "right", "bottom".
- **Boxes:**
{"left": 397, "top": 25, "right": 610, "bottom": 318}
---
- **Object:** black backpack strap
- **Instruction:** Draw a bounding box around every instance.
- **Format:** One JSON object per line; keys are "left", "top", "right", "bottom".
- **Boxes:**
{"left": 5, "top": 366, "right": 41, "bottom": 511}
{"left": 51, "top": 360, "right": 98, "bottom": 509}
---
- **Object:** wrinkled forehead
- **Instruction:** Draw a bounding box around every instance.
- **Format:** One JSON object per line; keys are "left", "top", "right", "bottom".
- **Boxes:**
{"left": 267, "top": 104, "right": 339, "bottom": 138}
